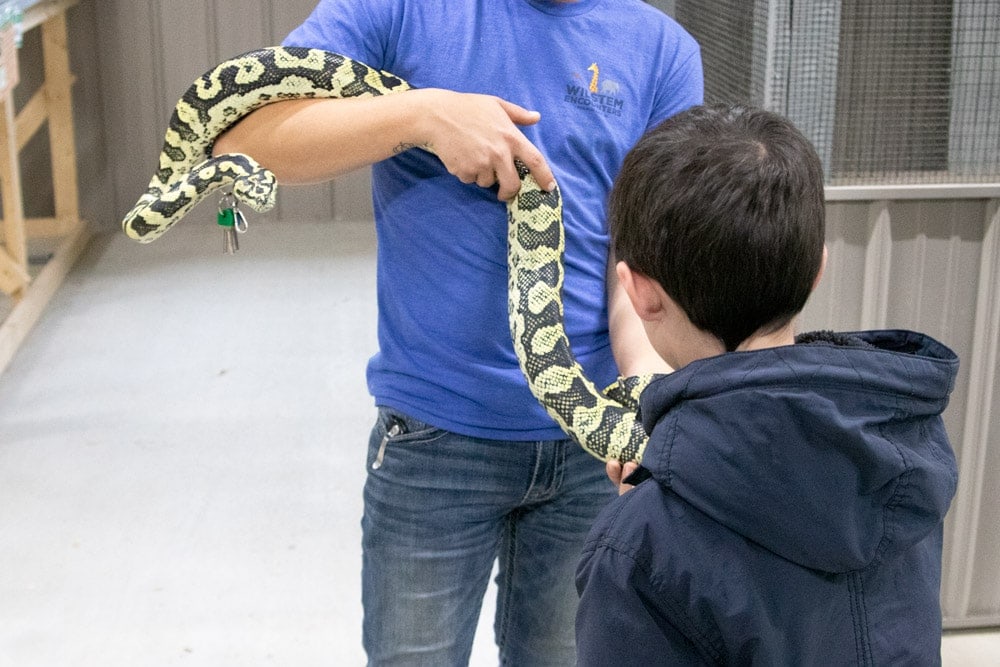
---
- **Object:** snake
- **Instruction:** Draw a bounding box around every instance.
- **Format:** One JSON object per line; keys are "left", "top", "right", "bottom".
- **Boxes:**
{"left": 122, "top": 46, "right": 652, "bottom": 464}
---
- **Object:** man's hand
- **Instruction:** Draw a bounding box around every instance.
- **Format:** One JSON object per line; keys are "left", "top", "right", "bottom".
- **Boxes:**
{"left": 606, "top": 460, "right": 639, "bottom": 495}
{"left": 412, "top": 89, "right": 556, "bottom": 201}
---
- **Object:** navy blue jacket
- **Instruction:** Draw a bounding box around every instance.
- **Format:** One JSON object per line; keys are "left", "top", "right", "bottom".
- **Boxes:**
{"left": 576, "top": 330, "right": 959, "bottom": 666}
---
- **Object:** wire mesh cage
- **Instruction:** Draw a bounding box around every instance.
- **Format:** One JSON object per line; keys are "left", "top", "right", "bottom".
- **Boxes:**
{"left": 665, "top": 0, "right": 999, "bottom": 186}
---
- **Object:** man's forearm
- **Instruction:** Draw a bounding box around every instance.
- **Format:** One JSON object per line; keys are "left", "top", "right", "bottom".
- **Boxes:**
{"left": 211, "top": 87, "right": 555, "bottom": 199}
{"left": 212, "top": 93, "right": 429, "bottom": 185}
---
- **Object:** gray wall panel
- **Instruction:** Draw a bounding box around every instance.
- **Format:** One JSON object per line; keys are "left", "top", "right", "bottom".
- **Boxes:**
{"left": 213, "top": 0, "right": 273, "bottom": 60}
{"left": 801, "top": 200, "right": 869, "bottom": 331}
{"left": 92, "top": 0, "right": 158, "bottom": 226}
{"left": 943, "top": 200, "right": 1000, "bottom": 627}
{"left": 92, "top": 0, "right": 345, "bottom": 231}
{"left": 64, "top": 0, "right": 112, "bottom": 229}
{"left": 769, "top": 196, "right": 1000, "bottom": 628}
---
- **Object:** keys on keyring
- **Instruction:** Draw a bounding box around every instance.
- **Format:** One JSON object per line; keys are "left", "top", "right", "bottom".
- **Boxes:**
{"left": 217, "top": 192, "right": 248, "bottom": 254}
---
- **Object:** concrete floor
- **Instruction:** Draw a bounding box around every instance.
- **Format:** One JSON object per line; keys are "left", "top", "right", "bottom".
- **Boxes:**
{"left": 0, "top": 219, "right": 997, "bottom": 665}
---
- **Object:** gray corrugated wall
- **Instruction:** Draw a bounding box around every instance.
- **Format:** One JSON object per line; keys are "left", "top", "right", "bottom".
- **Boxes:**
{"left": 90, "top": 0, "right": 372, "bottom": 230}
{"left": 803, "top": 197, "right": 1000, "bottom": 628}
{"left": 39, "top": 0, "right": 1000, "bottom": 629}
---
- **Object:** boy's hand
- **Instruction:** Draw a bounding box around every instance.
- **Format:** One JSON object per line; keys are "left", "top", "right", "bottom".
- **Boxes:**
{"left": 606, "top": 460, "right": 639, "bottom": 495}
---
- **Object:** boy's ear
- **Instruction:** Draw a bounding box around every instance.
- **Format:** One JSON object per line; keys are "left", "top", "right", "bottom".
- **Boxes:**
{"left": 812, "top": 244, "right": 828, "bottom": 292}
{"left": 616, "top": 261, "right": 666, "bottom": 321}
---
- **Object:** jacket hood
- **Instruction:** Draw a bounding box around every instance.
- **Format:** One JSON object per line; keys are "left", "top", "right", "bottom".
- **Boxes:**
{"left": 637, "top": 329, "right": 959, "bottom": 573}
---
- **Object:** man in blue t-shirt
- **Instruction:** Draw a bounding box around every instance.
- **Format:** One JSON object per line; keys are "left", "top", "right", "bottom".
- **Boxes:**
{"left": 215, "top": 1, "right": 702, "bottom": 663}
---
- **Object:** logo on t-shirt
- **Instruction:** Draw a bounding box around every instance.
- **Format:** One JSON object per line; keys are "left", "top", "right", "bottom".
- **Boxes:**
{"left": 565, "top": 62, "right": 624, "bottom": 117}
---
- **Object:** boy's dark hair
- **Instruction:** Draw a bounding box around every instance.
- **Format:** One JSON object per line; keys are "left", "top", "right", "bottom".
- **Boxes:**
{"left": 610, "top": 104, "right": 826, "bottom": 351}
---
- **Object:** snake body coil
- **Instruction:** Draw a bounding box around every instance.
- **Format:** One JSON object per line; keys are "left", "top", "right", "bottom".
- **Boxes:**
{"left": 123, "top": 46, "right": 650, "bottom": 463}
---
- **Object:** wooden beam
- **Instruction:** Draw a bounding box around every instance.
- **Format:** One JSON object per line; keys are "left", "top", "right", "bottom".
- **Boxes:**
{"left": 22, "top": 0, "right": 79, "bottom": 33}
{"left": 0, "top": 244, "right": 30, "bottom": 296}
{"left": 0, "top": 216, "right": 79, "bottom": 240}
{"left": 0, "top": 93, "right": 27, "bottom": 297}
{"left": 26, "top": 216, "right": 76, "bottom": 238}
{"left": 14, "top": 86, "right": 49, "bottom": 151}
{"left": 0, "top": 222, "right": 90, "bottom": 376}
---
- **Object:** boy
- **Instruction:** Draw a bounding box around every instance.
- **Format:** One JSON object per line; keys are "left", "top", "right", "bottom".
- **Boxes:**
{"left": 576, "top": 104, "right": 960, "bottom": 665}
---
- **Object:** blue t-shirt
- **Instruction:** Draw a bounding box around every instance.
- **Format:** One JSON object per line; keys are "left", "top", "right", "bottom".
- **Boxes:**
{"left": 285, "top": 0, "right": 703, "bottom": 440}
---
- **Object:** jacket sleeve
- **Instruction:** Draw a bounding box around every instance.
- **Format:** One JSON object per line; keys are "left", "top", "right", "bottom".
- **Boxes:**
{"left": 576, "top": 536, "right": 709, "bottom": 666}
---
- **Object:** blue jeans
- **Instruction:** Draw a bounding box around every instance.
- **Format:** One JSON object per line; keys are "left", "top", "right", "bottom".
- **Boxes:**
{"left": 361, "top": 407, "right": 616, "bottom": 666}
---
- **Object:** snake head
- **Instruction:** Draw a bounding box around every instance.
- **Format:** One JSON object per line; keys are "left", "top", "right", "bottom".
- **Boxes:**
{"left": 232, "top": 167, "right": 278, "bottom": 213}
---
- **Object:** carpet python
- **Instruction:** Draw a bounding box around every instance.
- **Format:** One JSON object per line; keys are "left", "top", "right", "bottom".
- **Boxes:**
{"left": 122, "top": 46, "right": 651, "bottom": 463}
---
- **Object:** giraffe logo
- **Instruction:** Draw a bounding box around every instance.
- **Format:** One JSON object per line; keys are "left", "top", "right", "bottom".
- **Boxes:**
{"left": 565, "top": 61, "right": 625, "bottom": 117}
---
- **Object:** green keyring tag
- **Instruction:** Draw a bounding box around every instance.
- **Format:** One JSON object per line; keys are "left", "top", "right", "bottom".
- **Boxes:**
{"left": 217, "top": 208, "right": 236, "bottom": 227}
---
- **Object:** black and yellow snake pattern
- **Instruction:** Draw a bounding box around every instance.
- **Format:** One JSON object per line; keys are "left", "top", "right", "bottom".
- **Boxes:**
{"left": 122, "top": 46, "right": 651, "bottom": 463}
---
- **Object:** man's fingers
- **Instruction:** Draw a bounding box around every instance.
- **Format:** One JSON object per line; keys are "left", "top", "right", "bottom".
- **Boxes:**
{"left": 517, "top": 147, "right": 557, "bottom": 194}
{"left": 496, "top": 99, "right": 556, "bottom": 194}
{"left": 437, "top": 95, "right": 555, "bottom": 200}
{"left": 498, "top": 98, "right": 541, "bottom": 127}
{"left": 495, "top": 161, "right": 522, "bottom": 201}
{"left": 495, "top": 152, "right": 555, "bottom": 200}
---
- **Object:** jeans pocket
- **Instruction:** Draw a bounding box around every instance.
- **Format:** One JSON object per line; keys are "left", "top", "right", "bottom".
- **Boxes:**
{"left": 370, "top": 408, "right": 446, "bottom": 470}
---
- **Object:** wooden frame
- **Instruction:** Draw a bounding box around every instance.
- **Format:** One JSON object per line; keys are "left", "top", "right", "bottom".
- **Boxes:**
{"left": 0, "top": 0, "right": 88, "bottom": 376}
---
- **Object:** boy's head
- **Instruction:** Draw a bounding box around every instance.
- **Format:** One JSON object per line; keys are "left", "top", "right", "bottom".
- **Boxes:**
{"left": 610, "top": 104, "right": 826, "bottom": 364}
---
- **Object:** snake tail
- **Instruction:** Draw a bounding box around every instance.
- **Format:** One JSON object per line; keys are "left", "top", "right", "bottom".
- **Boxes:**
{"left": 506, "top": 163, "right": 649, "bottom": 463}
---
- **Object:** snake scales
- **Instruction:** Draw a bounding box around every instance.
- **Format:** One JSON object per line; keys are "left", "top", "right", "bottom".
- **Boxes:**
{"left": 122, "top": 46, "right": 651, "bottom": 463}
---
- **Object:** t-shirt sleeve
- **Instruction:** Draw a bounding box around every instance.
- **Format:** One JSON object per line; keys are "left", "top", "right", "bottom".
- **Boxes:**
{"left": 648, "top": 29, "right": 705, "bottom": 130}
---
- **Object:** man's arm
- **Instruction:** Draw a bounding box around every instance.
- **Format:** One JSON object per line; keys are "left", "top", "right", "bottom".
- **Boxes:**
{"left": 212, "top": 88, "right": 556, "bottom": 201}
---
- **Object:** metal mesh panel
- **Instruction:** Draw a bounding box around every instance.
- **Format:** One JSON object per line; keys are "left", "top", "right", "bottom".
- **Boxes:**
{"left": 948, "top": 0, "right": 1000, "bottom": 181}
{"left": 832, "top": 1, "right": 953, "bottom": 182}
{"left": 673, "top": 1, "right": 760, "bottom": 105}
{"left": 671, "top": 0, "right": 1000, "bottom": 185}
